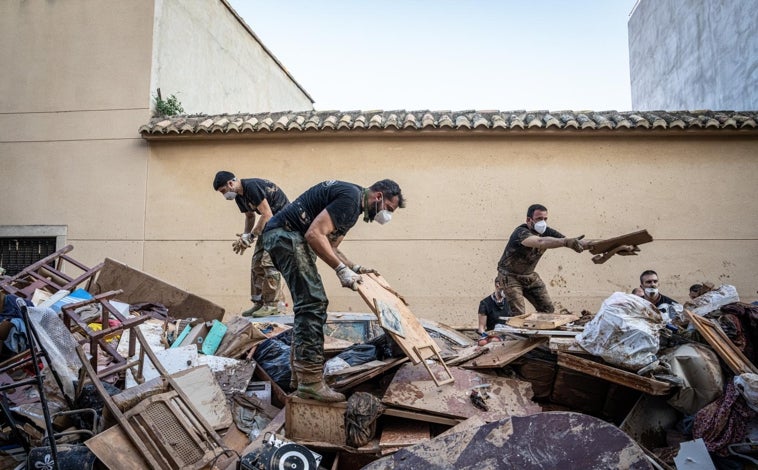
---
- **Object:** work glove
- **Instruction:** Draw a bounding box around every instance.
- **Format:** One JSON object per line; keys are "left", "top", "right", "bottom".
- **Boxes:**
{"left": 336, "top": 263, "right": 362, "bottom": 290}
{"left": 564, "top": 235, "right": 585, "bottom": 253}
{"left": 352, "top": 264, "right": 379, "bottom": 275}
{"left": 232, "top": 233, "right": 254, "bottom": 255}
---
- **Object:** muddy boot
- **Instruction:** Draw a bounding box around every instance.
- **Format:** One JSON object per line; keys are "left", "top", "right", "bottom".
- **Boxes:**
{"left": 252, "top": 303, "right": 280, "bottom": 317}
{"left": 241, "top": 302, "right": 262, "bottom": 317}
{"left": 296, "top": 379, "right": 345, "bottom": 403}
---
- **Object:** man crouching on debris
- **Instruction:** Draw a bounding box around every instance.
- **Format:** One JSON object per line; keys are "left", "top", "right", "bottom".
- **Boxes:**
{"left": 261, "top": 179, "right": 405, "bottom": 402}
{"left": 496, "top": 204, "right": 588, "bottom": 316}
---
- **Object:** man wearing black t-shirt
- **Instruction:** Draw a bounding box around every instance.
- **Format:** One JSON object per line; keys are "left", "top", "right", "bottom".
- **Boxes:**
{"left": 496, "top": 204, "right": 588, "bottom": 316}
{"left": 262, "top": 179, "right": 405, "bottom": 402}
{"left": 477, "top": 278, "right": 513, "bottom": 335}
{"left": 213, "top": 171, "right": 290, "bottom": 316}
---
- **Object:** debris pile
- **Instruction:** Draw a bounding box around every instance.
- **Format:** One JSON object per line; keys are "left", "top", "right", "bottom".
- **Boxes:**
{"left": 0, "top": 245, "right": 756, "bottom": 469}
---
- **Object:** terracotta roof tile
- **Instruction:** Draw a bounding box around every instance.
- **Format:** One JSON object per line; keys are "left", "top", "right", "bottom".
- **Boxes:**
{"left": 139, "top": 110, "right": 758, "bottom": 138}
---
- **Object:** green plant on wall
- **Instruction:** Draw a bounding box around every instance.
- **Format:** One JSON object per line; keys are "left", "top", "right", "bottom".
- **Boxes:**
{"left": 153, "top": 88, "right": 184, "bottom": 116}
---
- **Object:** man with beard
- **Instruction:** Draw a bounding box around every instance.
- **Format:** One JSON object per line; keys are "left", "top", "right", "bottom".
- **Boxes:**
{"left": 496, "top": 204, "right": 588, "bottom": 316}
{"left": 261, "top": 179, "right": 405, "bottom": 402}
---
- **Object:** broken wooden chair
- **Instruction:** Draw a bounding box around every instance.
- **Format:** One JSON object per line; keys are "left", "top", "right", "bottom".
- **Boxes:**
{"left": 0, "top": 245, "right": 103, "bottom": 299}
{"left": 76, "top": 325, "right": 229, "bottom": 469}
{"left": 61, "top": 289, "right": 151, "bottom": 383}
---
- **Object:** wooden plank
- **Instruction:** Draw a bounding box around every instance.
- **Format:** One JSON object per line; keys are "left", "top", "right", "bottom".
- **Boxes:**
{"left": 330, "top": 357, "right": 408, "bottom": 392}
{"left": 379, "top": 419, "right": 430, "bottom": 448}
{"left": 548, "top": 337, "right": 589, "bottom": 353}
{"left": 556, "top": 351, "right": 672, "bottom": 395}
{"left": 461, "top": 338, "right": 546, "bottom": 369}
{"left": 327, "top": 360, "right": 388, "bottom": 378}
{"left": 382, "top": 362, "right": 541, "bottom": 421}
{"left": 506, "top": 313, "right": 580, "bottom": 329}
{"left": 685, "top": 310, "right": 758, "bottom": 375}
{"left": 85, "top": 424, "right": 149, "bottom": 470}
{"left": 285, "top": 396, "right": 347, "bottom": 445}
{"left": 446, "top": 343, "right": 488, "bottom": 366}
{"left": 355, "top": 274, "right": 441, "bottom": 366}
{"left": 383, "top": 407, "right": 461, "bottom": 426}
{"left": 93, "top": 258, "right": 224, "bottom": 321}
{"left": 252, "top": 361, "right": 288, "bottom": 408}
{"left": 587, "top": 229, "right": 653, "bottom": 255}
{"left": 495, "top": 324, "right": 580, "bottom": 337}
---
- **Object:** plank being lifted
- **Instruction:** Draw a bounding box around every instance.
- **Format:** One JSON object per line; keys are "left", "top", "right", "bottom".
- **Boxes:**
{"left": 356, "top": 273, "right": 454, "bottom": 385}
{"left": 587, "top": 229, "right": 653, "bottom": 255}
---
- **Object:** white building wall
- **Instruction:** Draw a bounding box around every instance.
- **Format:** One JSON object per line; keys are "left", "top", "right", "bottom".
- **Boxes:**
{"left": 629, "top": 0, "right": 758, "bottom": 111}
{"left": 150, "top": 0, "right": 314, "bottom": 115}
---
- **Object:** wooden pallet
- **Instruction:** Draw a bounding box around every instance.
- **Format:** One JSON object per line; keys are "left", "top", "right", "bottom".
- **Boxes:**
{"left": 356, "top": 273, "right": 454, "bottom": 386}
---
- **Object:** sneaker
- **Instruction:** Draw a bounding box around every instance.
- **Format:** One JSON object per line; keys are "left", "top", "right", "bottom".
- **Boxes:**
{"left": 251, "top": 304, "right": 280, "bottom": 317}
{"left": 241, "top": 303, "right": 263, "bottom": 317}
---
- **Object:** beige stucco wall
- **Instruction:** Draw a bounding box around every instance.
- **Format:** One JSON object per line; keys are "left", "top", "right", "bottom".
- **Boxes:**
{"left": 0, "top": 0, "right": 155, "bottom": 269}
{"left": 1, "top": 0, "right": 314, "bottom": 275}
{"left": 143, "top": 132, "right": 758, "bottom": 325}
{"left": 150, "top": 0, "right": 314, "bottom": 115}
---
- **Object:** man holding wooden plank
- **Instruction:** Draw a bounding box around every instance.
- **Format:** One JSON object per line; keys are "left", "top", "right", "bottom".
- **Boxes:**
{"left": 496, "top": 204, "right": 588, "bottom": 316}
{"left": 261, "top": 179, "right": 405, "bottom": 402}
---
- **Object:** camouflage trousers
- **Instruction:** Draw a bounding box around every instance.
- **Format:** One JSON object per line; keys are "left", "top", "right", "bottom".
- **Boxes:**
{"left": 262, "top": 228, "right": 329, "bottom": 371}
{"left": 250, "top": 236, "right": 284, "bottom": 304}
{"left": 496, "top": 270, "right": 554, "bottom": 316}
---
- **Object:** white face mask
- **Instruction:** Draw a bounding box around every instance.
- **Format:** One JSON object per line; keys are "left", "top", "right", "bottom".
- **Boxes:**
{"left": 533, "top": 220, "right": 547, "bottom": 234}
{"left": 223, "top": 191, "right": 236, "bottom": 200}
{"left": 374, "top": 210, "right": 392, "bottom": 225}
{"left": 644, "top": 287, "right": 658, "bottom": 297}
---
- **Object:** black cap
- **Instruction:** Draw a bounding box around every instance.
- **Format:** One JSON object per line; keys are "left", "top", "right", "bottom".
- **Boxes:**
{"left": 213, "top": 171, "right": 235, "bottom": 190}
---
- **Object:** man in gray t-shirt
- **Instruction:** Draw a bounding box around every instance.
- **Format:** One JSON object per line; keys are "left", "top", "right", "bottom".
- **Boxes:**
{"left": 496, "top": 204, "right": 588, "bottom": 316}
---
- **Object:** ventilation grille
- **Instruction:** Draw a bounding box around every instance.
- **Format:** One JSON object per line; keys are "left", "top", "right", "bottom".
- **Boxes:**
{"left": 0, "top": 238, "right": 56, "bottom": 276}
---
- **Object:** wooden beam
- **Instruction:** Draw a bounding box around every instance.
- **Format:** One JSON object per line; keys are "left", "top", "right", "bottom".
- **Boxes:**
{"left": 685, "top": 310, "right": 758, "bottom": 375}
{"left": 556, "top": 352, "right": 672, "bottom": 395}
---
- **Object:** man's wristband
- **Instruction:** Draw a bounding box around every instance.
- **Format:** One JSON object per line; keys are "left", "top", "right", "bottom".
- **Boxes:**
{"left": 335, "top": 262, "right": 346, "bottom": 272}
{"left": 562, "top": 238, "right": 568, "bottom": 247}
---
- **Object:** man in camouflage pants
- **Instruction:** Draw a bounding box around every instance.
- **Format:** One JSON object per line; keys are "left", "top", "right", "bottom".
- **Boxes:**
{"left": 496, "top": 204, "right": 587, "bottom": 316}
{"left": 262, "top": 179, "right": 405, "bottom": 402}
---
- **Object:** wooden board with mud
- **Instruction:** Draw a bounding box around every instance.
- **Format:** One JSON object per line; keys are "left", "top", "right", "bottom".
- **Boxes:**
{"left": 506, "top": 313, "right": 580, "bottom": 329}
{"left": 381, "top": 362, "right": 541, "bottom": 421}
{"left": 557, "top": 352, "right": 672, "bottom": 395}
{"left": 461, "top": 338, "right": 546, "bottom": 369}
{"left": 355, "top": 273, "right": 442, "bottom": 365}
{"left": 587, "top": 229, "right": 653, "bottom": 255}
{"left": 685, "top": 310, "right": 758, "bottom": 375}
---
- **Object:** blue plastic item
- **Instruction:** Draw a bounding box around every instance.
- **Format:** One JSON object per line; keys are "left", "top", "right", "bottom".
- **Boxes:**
{"left": 171, "top": 324, "right": 192, "bottom": 348}
{"left": 201, "top": 320, "right": 227, "bottom": 355}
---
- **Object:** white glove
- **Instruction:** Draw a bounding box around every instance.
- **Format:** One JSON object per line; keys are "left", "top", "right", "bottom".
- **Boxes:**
{"left": 352, "top": 264, "right": 379, "bottom": 275}
{"left": 336, "top": 263, "right": 362, "bottom": 290}
{"left": 239, "top": 233, "right": 254, "bottom": 247}
{"left": 232, "top": 233, "right": 255, "bottom": 255}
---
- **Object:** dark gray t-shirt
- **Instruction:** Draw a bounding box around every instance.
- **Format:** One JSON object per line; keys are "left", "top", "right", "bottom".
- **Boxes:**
{"left": 234, "top": 178, "right": 289, "bottom": 215}
{"left": 497, "top": 223, "right": 564, "bottom": 275}
{"left": 265, "top": 180, "right": 362, "bottom": 236}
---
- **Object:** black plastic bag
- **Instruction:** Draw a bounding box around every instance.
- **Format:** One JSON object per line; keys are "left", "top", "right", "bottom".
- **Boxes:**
{"left": 336, "top": 344, "right": 377, "bottom": 366}
{"left": 252, "top": 338, "right": 291, "bottom": 391}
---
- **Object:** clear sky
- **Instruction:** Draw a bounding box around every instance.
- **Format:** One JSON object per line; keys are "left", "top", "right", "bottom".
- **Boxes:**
{"left": 228, "top": 1, "right": 639, "bottom": 112}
